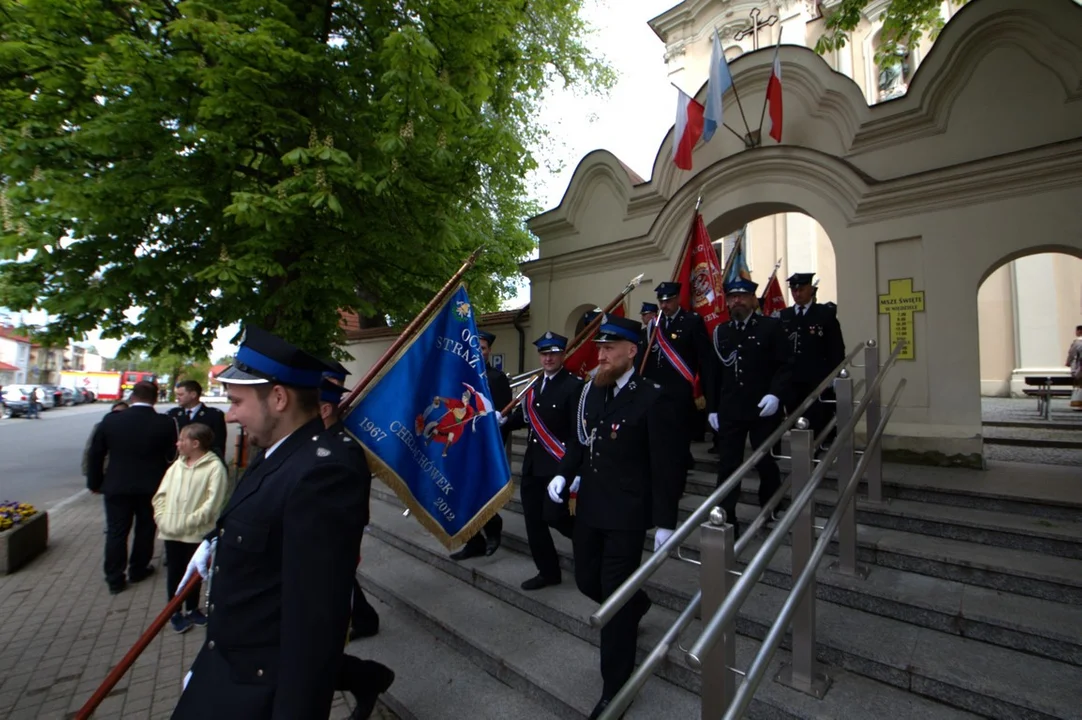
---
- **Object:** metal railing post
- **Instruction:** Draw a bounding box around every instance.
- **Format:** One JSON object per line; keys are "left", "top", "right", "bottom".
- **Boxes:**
{"left": 776, "top": 420, "right": 831, "bottom": 698}
{"left": 863, "top": 341, "right": 884, "bottom": 504}
{"left": 700, "top": 508, "right": 738, "bottom": 718}
{"left": 830, "top": 372, "right": 867, "bottom": 579}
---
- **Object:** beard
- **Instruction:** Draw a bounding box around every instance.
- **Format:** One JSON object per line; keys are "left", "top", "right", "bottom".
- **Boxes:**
{"left": 729, "top": 304, "right": 752, "bottom": 322}
{"left": 594, "top": 355, "right": 632, "bottom": 387}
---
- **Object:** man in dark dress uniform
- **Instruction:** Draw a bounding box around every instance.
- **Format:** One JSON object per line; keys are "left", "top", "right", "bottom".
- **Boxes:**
{"left": 779, "top": 273, "right": 846, "bottom": 450}
{"left": 547, "top": 315, "right": 685, "bottom": 720}
{"left": 167, "top": 380, "right": 229, "bottom": 459}
{"left": 706, "top": 278, "right": 793, "bottom": 538}
{"left": 501, "top": 331, "right": 583, "bottom": 590}
{"left": 319, "top": 377, "right": 395, "bottom": 720}
{"left": 641, "top": 281, "right": 711, "bottom": 473}
{"left": 172, "top": 326, "right": 367, "bottom": 720}
{"left": 449, "top": 329, "right": 511, "bottom": 560}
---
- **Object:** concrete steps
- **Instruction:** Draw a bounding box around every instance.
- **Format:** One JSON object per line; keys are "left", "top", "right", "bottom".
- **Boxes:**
{"left": 362, "top": 499, "right": 982, "bottom": 720}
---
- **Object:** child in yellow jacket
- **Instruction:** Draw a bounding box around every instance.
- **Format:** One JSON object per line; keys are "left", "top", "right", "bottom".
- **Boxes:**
{"left": 152, "top": 422, "right": 229, "bottom": 634}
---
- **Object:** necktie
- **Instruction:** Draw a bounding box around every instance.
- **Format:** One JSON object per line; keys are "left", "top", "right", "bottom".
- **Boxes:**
{"left": 604, "top": 385, "right": 614, "bottom": 407}
{"left": 189, "top": 409, "right": 196, "bottom": 421}
{"left": 799, "top": 306, "right": 806, "bottom": 317}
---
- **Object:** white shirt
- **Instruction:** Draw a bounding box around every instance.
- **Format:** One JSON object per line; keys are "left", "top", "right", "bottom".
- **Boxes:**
{"left": 187, "top": 403, "right": 203, "bottom": 420}
{"left": 263, "top": 431, "right": 293, "bottom": 458}
{"left": 610, "top": 366, "right": 635, "bottom": 397}
{"left": 130, "top": 402, "right": 153, "bottom": 409}
{"left": 794, "top": 303, "right": 812, "bottom": 316}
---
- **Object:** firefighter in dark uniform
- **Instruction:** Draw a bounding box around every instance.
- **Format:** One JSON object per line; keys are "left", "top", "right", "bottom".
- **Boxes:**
{"left": 547, "top": 315, "right": 685, "bottom": 720}
{"left": 449, "top": 329, "right": 511, "bottom": 560}
{"left": 501, "top": 331, "right": 583, "bottom": 590}
{"left": 319, "top": 378, "right": 395, "bottom": 720}
{"left": 172, "top": 326, "right": 367, "bottom": 720}
{"left": 167, "top": 380, "right": 229, "bottom": 459}
{"left": 641, "top": 281, "right": 712, "bottom": 474}
{"left": 779, "top": 273, "right": 846, "bottom": 450}
{"left": 706, "top": 278, "right": 793, "bottom": 538}
{"left": 639, "top": 301, "right": 658, "bottom": 330}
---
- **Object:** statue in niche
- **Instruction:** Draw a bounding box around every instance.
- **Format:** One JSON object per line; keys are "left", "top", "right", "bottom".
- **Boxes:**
{"left": 877, "top": 49, "right": 910, "bottom": 101}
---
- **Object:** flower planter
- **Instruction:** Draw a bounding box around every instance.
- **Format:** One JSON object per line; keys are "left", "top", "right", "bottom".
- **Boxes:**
{"left": 0, "top": 511, "right": 48, "bottom": 574}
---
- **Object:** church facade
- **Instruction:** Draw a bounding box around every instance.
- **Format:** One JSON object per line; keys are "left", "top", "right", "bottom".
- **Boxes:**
{"left": 344, "top": 0, "right": 1082, "bottom": 468}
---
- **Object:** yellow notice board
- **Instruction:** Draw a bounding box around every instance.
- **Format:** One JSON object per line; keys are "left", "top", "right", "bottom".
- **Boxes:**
{"left": 877, "top": 278, "right": 924, "bottom": 360}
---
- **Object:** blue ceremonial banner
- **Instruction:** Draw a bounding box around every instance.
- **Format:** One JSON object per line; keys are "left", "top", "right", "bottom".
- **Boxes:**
{"left": 343, "top": 285, "right": 513, "bottom": 549}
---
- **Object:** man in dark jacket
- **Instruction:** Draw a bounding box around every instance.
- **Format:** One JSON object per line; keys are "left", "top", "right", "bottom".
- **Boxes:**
{"left": 706, "top": 278, "right": 793, "bottom": 538}
{"left": 167, "top": 380, "right": 229, "bottom": 459}
{"left": 171, "top": 325, "right": 367, "bottom": 720}
{"left": 548, "top": 315, "right": 685, "bottom": 719}
{"left": 87, "top": 381, "right": 177, "bottom": 594}
{"left": 501, "top": 331, "right": 583, "bottom": 590}
{"left": 449, "top": 329, "right": 511, "bottom": 560}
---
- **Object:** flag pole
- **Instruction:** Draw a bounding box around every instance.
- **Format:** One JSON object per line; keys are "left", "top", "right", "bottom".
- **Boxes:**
{"left": 74, "top": 575, "right": 200, "bottom": 720}
{"left": 758, "top": 257, "right": 783, "bottom": 307}
{"left": 757, "top": 27, "right": 783, "bottom": 138}
{"left": 339, "top": 246, "right": 486, "bottom": 412}
{"left": 502, "top": 272, "right": 644, "bottom": 415}
{"left": 638, "top": 194, "right": 704, "bottom": 375}
{"left": 670, "top": 82, "right": 744, "bottom": 144}
{"left": 715, "top": 29, "right": 754, "bottom": 140}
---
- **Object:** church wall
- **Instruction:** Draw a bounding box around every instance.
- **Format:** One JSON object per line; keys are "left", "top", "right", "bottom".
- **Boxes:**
{"left": 977, "top": 264, "right": 1016, "bottom": 397}
{"left": 1053, "top": 256, "right": 1082, "bottom": 360}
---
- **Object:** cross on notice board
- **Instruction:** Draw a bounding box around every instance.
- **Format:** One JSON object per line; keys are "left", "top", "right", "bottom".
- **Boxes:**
{"left": 877, "top": 278, "right": 924, "bottom": 360}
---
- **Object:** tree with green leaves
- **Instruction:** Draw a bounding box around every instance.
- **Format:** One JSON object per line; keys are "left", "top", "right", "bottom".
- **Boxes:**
{"left": 815, "top": 0, "right": 972, "bottom": 65}
{"left": 0, "top": 0, "right": 612, "bottom": 358}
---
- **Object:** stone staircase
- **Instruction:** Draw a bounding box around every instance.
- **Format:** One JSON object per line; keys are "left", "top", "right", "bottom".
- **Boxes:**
{"left": 350, "top": 433, "right": 1082, "bottom": 720}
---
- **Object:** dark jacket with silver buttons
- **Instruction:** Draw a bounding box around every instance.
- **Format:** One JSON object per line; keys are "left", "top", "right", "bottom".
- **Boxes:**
{"left": 505, "top": 368, "right": 583, "bottom": 481}
{"left": 555, "top": 373, "right": 685, "bottom": 530}
{"left": 708, "top": 315, "right": 792, "bottom": 420}
{"left": 172, "top": 417, "right": 366, "bottom": 720}
{"left": 779, "top": 303, "right": 845, "bottom": 387}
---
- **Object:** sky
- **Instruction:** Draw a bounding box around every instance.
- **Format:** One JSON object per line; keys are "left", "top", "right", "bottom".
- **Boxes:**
{"left": 3, "top": 0, "right": 678, "bottom": 361}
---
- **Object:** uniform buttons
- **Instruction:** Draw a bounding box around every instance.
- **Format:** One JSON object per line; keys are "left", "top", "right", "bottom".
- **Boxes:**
{"left": 236, "top": 535, "right": 242, "bottom": 543}
{"left": 219, "top": 529, "right": 224, "bottom": 537}
{"left": 256, "top": 669, "right": 264, "bottom": 677}
{"left": 214, "top": 565, "right": 219, "bottom": 573}
{"left": 209, "top": 603, "right": 215, "bottom": 613}
{"left": 208, "top": 640, "right": 215, "bottom": 650}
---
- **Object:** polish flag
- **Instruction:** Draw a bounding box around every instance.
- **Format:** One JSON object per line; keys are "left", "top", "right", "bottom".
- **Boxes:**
{"left": 673, "top": 88, "right": 705, "bottom": 170}
{"left": 766, "top": 43, "right": 783, "bottom": 143}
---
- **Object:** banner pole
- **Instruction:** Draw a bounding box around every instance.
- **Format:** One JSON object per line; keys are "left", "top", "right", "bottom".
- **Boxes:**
{"left": 340, "top": 246, "right": 485, "bottom": 413}
{"left": 501, "top": 272, "right": 644, "bottom": 416}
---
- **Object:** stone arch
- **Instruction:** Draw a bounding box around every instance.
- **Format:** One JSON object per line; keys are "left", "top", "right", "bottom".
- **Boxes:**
{"left": 566, "top": 302, "right": 600, "bottom": 340}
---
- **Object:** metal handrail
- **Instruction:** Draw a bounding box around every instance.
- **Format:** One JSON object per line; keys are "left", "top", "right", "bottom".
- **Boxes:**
{"left": 720, "top": 378, "right": 906, "bottom": 719}
{"left": 602, "top": 472, "right": 794, "bottom": 718}
{"left": 590, "top": 341, "right": 867, "bottom": 629}
{"left": 685, "top": 340, "right": 905, "bottom": 667}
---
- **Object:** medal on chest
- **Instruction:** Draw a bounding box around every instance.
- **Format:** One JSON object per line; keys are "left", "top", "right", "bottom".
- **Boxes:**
{"left": 610, "top": 422, "right": 620, "bottom": 440}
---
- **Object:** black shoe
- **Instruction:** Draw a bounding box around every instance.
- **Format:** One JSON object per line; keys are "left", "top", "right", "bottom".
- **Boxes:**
{"left": 129, "top": 566, "right": 155, "bottom": 583}
{"left": 770, "top": 498, "right": 791, "bottom": 523}
{"left": 520, "top": 574, "right": 560, "bottom": 591}
{"left": 484, "top": 531, "right": 502, "bottom": 556}
{"left": 108, "top": 581, "right": 126, "bottom": 595}
{"left": 449, "top": 542, "right": 485, "bottom": 561}
{"left": 349, "top": 661, "right": 395, "bottom": 720}
{"left": 349, "top": 616, "right": 379, "bottom": 641}
{"left": 589, "top": 696, "right": 615, "bottom": 720}
{"left": 635, "top": 594, "right": 652, "bottom": 624}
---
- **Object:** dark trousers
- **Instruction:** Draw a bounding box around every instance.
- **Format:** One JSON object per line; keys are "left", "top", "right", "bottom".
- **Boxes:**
{"left": 165, "top": 540, "right": 201, "bottom": 613}
{"left": 461, "top": 514, "right": 503, "bottom": 552}
{"left": 351, "top": 576, "right": 379, "bottom": 635}
{"left": 573, "top": 523, "right": 649, "bottom": 698}
{"left": 715, "top": 414, "right": 783, "bottom": 525}
{"left": 521, "top": 476, "right": 574, "bottom": 580}
{"left": 786, "top": 382, "right": 835, "bottom": 447}
{"left": 103, "top": 494, "right": 156, "bottom": 586}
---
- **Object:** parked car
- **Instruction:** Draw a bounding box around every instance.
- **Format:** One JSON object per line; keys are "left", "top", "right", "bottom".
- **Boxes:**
{"left": 1, "top": 385, "right": 35, "bottom": 417}
{"left": 60, "top": 387, "right": 79, "bottom": 406}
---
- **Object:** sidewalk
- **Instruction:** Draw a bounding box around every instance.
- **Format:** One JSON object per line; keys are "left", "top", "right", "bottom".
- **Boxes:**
{"left": 0, "top": 491, "right": 365, "bottom": 719}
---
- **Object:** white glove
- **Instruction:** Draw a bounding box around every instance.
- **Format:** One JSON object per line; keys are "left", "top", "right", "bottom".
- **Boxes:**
{"left": 654, "top": 528, "right": 674, "bottom": 552}
{"left": 758, "top": 394, "right": 780, "bottom": 417}
{"left": 177, "top": 538, "right": 214, "bottom": 594}
{"left": 548, "top": 476, "right": 567, "bottom": 503}
{"left": 708, "top": 413, "right": 719, "bottom": 431}
{"left": 570, "top": 476, "right": 580, "bottom": 495}
{"left": 497, "top": 413, "right": 508, "bottom": 426}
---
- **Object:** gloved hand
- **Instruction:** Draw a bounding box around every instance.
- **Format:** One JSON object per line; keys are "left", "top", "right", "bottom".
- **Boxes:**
{"left": 757, "top": 394, "right": 780, "bottom": 417}
{"left": 569, "top": 476, "right": 581, "bottom": 495}
{"left": 547, "top": 476, "right": 567, "bottom": 503}
{"left": 177, "top": 538, "right": 215, "bottom": 594}
{"left": 497, "top": 413, "right": 508, "bottom": 426}
{"left": 708, "top": 413, "right": 719, "bottom": 431}
{"left": 654, "top": 528, "right": 674, "bottom": 552}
